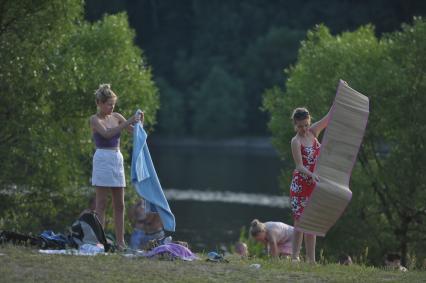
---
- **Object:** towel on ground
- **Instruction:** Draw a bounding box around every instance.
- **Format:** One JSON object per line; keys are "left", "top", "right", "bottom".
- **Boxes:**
{"left": 142, "top": 243, "right": 198, "bottom": 261}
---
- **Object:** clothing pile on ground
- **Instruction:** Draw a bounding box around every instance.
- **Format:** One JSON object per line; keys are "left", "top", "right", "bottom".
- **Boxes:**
{"left": 0, "top": 210, "right": 197, "bottom": 260}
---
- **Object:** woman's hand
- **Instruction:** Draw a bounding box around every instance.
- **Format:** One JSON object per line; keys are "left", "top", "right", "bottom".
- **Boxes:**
{"left": 134, "top": 113, "right": 141, "bottom": 124}
{"left": 133, "top": 110, "right": 144, "bottom": 125}
{"left": 128, "top": 111, "right": 143, "bottom": 125}
{"left": 311, "top": 173, "right": 320, "bottom": 183}
{"left": 139, "top": 111, "right": 144, "bottom": 124}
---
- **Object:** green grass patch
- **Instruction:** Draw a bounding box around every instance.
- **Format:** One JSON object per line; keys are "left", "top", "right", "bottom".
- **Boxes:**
{"left": 0, "top": 246, "right": 423, "bottom": 282}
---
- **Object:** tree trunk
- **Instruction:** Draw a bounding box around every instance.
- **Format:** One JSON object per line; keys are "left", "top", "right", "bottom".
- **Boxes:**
{"left": 398, "top": 219, "right": 409, "bottom": 267}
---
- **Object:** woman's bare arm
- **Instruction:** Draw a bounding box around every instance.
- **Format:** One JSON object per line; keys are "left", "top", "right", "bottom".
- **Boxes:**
{"left": 267, "top": 231, "right": 279, "bottom": 257}
{"left": 309, "top": 109, "right": 331, "bottom": 137}
{"left": 114, "top": 112, "right": 135, "bottom": 134}
{"left": 90, "top": 114, "right": 131, "bottom": 139}
{"left": 291, "top": 137, "right": 319, "bottom": 182}
{"left": 90, "top": 113, "right": 136, "bottom": 138}
{"left": 117, "top": 112, "right": 144, "bottom": 133}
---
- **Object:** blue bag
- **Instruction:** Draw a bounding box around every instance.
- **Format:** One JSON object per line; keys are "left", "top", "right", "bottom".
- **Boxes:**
{"left": 39, "top": 230, "right": 69, "bottom": 249}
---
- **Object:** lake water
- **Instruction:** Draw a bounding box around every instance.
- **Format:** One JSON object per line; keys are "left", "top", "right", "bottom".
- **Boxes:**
{"left": 148, "top": 138, "right": 293, "bottom": 252}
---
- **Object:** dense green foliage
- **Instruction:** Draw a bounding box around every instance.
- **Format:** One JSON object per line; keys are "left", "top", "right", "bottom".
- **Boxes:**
{"left": 85, "top": 0, "right": 426, "bottom": 137}
{"left": 263, "top": 18, "right": 426, "bottom": 267}
{"left": 0, "top": 0, "right": 158, "bottom": 232}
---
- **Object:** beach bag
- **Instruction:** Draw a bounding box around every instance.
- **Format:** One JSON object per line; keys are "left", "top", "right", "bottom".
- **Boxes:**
{"left": 39, "top": 230, "right": 70, "bottom": 249}
{"left": 70, "top": 211, "right": 113, "bottom": 252}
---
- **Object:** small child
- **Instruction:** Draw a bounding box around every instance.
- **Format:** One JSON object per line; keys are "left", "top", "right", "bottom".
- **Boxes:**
{"left": 235, "top": 241, "right": 249, "bottom": 257}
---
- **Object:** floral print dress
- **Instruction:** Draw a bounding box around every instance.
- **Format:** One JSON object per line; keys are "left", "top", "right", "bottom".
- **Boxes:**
{"left": 289, "top": 138, "right": 321, "bottom": 219}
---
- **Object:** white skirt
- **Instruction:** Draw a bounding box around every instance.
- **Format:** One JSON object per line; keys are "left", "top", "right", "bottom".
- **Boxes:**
{"left": 92, "top": 149, "right": 126, "bottom": 188}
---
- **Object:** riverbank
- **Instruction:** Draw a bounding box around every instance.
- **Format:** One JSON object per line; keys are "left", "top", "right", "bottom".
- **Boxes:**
{"left": 1, "top": 246, "right": 420, "bottom": 282}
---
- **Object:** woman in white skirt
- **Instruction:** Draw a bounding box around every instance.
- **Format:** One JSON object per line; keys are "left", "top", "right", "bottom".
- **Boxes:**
{"left": 89, "top": 84, "right": 142, "bottom": 250}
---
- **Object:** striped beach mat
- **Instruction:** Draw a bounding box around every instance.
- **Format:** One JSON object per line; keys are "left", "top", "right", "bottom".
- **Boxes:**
{"left": 296, "top": 80, "right": 370, "bottom": 236}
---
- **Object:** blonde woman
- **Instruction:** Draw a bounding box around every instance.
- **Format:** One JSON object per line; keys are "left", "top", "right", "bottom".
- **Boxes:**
{"left": 89, "top": 84, "right": 142, "bottom": 250}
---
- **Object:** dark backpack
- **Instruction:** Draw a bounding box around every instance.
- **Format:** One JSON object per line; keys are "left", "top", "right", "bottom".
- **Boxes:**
{"left": 70, "top": 211, "right": 113, "bottom": 252}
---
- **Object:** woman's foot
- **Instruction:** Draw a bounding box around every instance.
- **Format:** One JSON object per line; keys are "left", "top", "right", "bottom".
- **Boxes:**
{"left": 116, "top": 243, "right": 128, "bottom": 252}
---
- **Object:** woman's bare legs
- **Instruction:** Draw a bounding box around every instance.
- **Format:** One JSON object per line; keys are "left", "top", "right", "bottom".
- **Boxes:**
{"left": 111, "top": 188, "right": 125, "bottom": 248}
{"left": 95, "top": 187, "right": 109, "bottom": 227}
{"left": 292, "top": 219, "right": 303, "bottom": 261}
{"left": 305, "top": 233, "right": 316, "bottom": 263}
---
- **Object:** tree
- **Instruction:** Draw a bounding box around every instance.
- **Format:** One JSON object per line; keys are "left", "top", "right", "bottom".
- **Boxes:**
{"left": 366, "top": 17, "right": 426, "bottom": 266}
{"left": 85, "top": 0, "right": 426, "bottom": 137}
{"left": 155, "top": 77, "right": 186, "bottom": 136}
{"left": 239, "top": 26, "right": 305, "bottom": 133}
{"left": 263, "top": 19, "right": 426, "bottom": 266}
{"left": 0, "top": 0, "right": 85, "bottom": 231}
{"left": 192, "top": 66, "right": 246, "bottom": 137}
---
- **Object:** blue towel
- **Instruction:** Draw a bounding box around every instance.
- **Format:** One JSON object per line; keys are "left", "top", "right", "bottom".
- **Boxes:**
{"left": 131, "top": 121, "right": 176, "bottom": 232}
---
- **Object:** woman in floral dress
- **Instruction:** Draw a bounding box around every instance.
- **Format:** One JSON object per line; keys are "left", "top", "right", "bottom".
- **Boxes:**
{"left": 289, "top": 107, "right": 330, "bottom": 263}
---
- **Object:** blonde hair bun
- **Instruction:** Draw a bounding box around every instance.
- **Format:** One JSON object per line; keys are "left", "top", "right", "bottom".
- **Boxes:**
{"left": 98, "top": 83, "right": 111, "bottom": 91}
{"left": 95, "top": 83, "right": 117, "bottom": 103}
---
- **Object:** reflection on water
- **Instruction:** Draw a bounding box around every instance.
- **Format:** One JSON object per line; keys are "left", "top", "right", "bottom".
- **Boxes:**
{"left": 149, "top": 140, "right": 286, "bottom": 195}
{"left": 148, "top": 138, "right": 292, "bottom": 251}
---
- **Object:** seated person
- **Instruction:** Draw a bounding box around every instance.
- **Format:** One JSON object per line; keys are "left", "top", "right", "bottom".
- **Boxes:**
{"left": 129, "top": 199, "right": 165, "bottom": 250}
{"left": 249, "top": 219, "right": 293, "bottom": 258}
{"left": 385, "top": 253, "right": 408, "bottom": 272}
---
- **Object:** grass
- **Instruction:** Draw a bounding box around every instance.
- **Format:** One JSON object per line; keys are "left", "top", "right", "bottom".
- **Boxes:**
{"left": 0, "top": 245, "right": 424, "bottom": 282}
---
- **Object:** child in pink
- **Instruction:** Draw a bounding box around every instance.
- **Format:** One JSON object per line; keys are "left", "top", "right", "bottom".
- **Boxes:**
{"left": 249, "top": 219, "right": 294, "bottom": 257}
